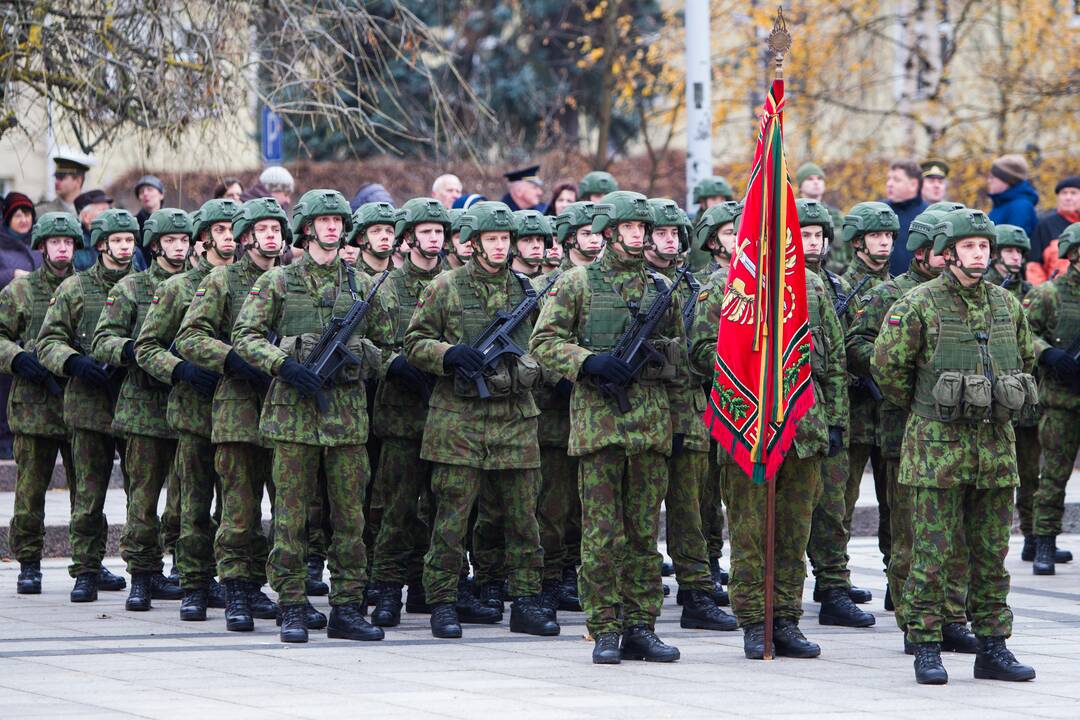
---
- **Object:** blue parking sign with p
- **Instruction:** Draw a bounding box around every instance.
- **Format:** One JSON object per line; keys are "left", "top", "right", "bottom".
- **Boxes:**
{"left": 261, "top": 107, "right": 283, "bottom": 163}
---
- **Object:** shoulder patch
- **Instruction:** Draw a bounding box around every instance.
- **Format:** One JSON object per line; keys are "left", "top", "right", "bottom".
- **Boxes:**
{"left": 194, "top": 287, "right": 206, "bottom": 297}
{"left": 249, "top": 286, "right": 261, "bottom": 296}
{"left": 104, "top": 295, "right": 115, "bottom": 306}
{"left": 151, "top": 294, "right": 160, "bottom": 304}
{"left": 48, "top": 297, "right": 57, "bottom": 306}
{"left": 887, "top": 312, "right": 902, "bottom": 326}
{"left": 697, "top": 290, "right": 709, "bottom": 302}
{"left": 1022, "top": 296, "right": 1031, "bottom": 308}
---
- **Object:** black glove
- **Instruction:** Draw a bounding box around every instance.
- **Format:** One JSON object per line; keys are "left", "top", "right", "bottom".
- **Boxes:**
{"left": 278, "top": 357, "right": 323, "bottom": 397}
{"left": 225, "top": 349, "right": 271, "bottom": 385}
{"left": 554, "top": 377, "right": 574, "bottom": 401}
{"left": 172, "top": 360, "right": 221, "bottom": 398}
{"left": 122, "top": 340, "right": 136, "bottom": 364}
{"left": 388, "top": 354, "right": 429, "bottom": 387}
{"left": 670, "top": 433, "right": 685, "bottom": 458}
{"left": 1041, "top": 348, "right": 1080, "bottom": 391}
{"left": 443, "top": 345, "right": 484, "bottom": 374}
{"left": 12, "top": 352, "right": 50, "bottom": 384}
{"left": 827, "top": 426, "right": 844, "bottom": 458}
{"left": 582, "top": 353, "right": 633, "bottom": 385}
{"left": 65, "top": 354, "right": 109, "bottom": 384}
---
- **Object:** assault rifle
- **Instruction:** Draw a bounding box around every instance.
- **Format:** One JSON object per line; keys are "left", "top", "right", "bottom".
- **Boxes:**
{"left": 832, "top": 274, "right": 871, "bottom": 317}
{"left": 598, "top": 264, "right": 690, "bottom": 414}
{"left": 457, "top": 272, "right": 560, "bottom": 399}
{"left": 682, "top": 265, "right": 701, "bottom": 340}
{"left": 303, "top": 268, "right": 389, "bottom": 412}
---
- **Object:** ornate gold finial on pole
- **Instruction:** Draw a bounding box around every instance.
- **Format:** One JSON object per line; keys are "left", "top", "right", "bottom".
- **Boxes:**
{"left": 767, "top": 7, "right": 792, "bottom": 80}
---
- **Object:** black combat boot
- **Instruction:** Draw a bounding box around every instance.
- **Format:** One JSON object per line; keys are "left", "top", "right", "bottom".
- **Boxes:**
{"left": 430, "top": 602, "right": 463, "bottom": 638}
{"left": 974, "top": 636, "right": 1036, "bottom": 681}
{"left": 848, "top": 586, "right": 872, "bottom": 604}
{"left": 167, "top": 565, "right": 180, "bottom": 584}
{"left": 125, "top": 573, "right": 153, "bottom": 611}
{"left": 680, "top": 589, "right": 738, "bottom": 631}
{"left": 883, "top": 586, "right": 895, "bottom": 611}
{"left": 1056, "top": 545, "right": 1074, "bottom": 563}
{"left": 661, "top": 561, "right": 675, "bottom": 577}
{"left": 709, "top": 557, "right": 728, "bottom": 590}
{"left": 559, "top": 565, "right": 582, "bottom": 612}
{"left": 742, "top": 622, "right": 769, "bottom": 660}
{"left": 457, "top": 579, "right": 502, "bottom": 624}
{"left": 98, "top": 566, "right": 127, "bottom": 591}
{"left": 70, "top": 572, "right": 98, "bottom": 603}
{"left": 1022, "top": 535, "right": 1072, "bottom": 563}
{"left": 306, "top": 556, "right": 329, "bottom": 596}
{"left": 278, "top": 603, "right": 308, "bottom": 643}
{"left": 1033, "top": 536, "right": 1056, "bottom": 575}
{"left": 370, "top": 582, "right": 403, "bottom": 627}
{"left": 621, "top": 625, "right": 680, "bottom": 662}
{"left": 206, "top": 578, "right": 226, "bottom": 608}
{"left": 713, "top": 586, "right": 730, "bottom": 606}
{"left": 914, "top": 642, "right": 948, "bottom": 684}
{"left": 509, "top": 596, "right": 560, "bottom": 636}
{"left": 819, "top": 588, "right": 876, "bottom": 627}
{"left": 149, "top": 573, "right": 183, "bottom": 600}
{"left": 478, "top": 580, "right": 504, "bottom": 610}
{"left": 224, "top": 579, "right": 254, "bottom": 632}
{"left": 17, "top": 561, "right": 41, "bottom": 595}
{"left": 245, "top": 581, "right": 278, "bottom": 620}
{"left": 773, "top": 618, "right": 821, "bottom": 658}
{"left": 592, "top": 632, "right": 621, "bottom": 664}
{"left": 405, "top": 583, "right": 430, "bottom": 614}
{"left": 275, "top": 600, "right": 326, "bottom": 629}
{"left": 941, "top": 622, "right": 978, "bottom": 653}
{"left": 328, "top": 603, "right": 385, "bottom": 641}
{"left": 538, "top": 579, "right": 561, "bottom": 620}
{"left": 180, "top": 588, "right": 208, "bottom": 621}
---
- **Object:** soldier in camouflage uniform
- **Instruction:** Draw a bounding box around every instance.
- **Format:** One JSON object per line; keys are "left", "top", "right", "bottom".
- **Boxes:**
{"left": 1024, "top": 221, "right": 1080, "bottom": 575}
{"left": 135, "top": 199, "right": 238, "bottom": 620}
{"left": 531, "top": 191, "right": 684, "bottom": 664}
{"left": 690, "top": 220, "right": 847, "bottom": 660}
{"left": 445, "top": 209, "right": 473, "bottom": 271}
{"left": 646, "top": 198, "right": 737, "bottom": 633}
{"left": 233, "top": 189, "right": 392, "bottom": 644}
{"left": 404, "top": 201, "right": 557, "bottom": 640}
{"left": 368, "top": 198, "right": 482, "bottom": 626}
{"left": 92, "top": 209, "right": 192, "bottom": 611}
{"left": 173, "top": 198, "right": 288, "bottom": 631}
{"left": 578, "top": 171, "right": 619, "bottom": 202}
{"left": 37, "top": 209, "right": 139, "bottom": 602}
{"left": 847, "top": 210, "right": 979, "bottom": 652}
{"left": 873, "top": 208, "right": 1037, "bottom": 685}
{"left": 2, "top": 213, "right": 77, "bottom": 594}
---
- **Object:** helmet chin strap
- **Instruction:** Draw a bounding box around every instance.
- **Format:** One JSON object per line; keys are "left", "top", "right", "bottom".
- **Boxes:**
{"left": 43, "top": 255, "right": 72, "bottom": 274}
{"left": 612, "top": 228, "right": 643, "bottom": 257}
{"left": 948, "top": 253, "right": 986, "bottom": 279}
{"left": 363, "top": 229, "right": 394, "bottom": 259}
{"left": 413, "top": 233, "right": 442, "bottom": 260}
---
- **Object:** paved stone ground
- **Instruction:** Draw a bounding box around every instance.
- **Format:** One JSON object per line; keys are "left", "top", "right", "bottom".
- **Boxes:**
{"left": 1, "top": 535, "right": 1078, "bottom": 719}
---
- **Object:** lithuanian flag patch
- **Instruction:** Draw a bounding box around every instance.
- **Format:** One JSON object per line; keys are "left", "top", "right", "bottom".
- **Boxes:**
{"left": 249, "top": 286, "right": 261, "bottom": 296}
{"left": 194, "top": 287, "right": 206, "bottom": 297}
{"left": 151, "top": 294, "right": 160, "bottom": 304}
{"left": 887, "top": 312, "right": 902, "bottom": 326}
{"left": 105, "top": 296, "right": 115, "bottom": 306}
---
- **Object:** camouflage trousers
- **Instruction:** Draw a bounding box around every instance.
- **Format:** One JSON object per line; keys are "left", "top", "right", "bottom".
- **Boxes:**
{"left": 1035, "top": 409, "right": 1080, "bottom": 537}
{"left": 175, "top": 432, "right": 220, "bottom": 589}
{"left": 538, "top": 445, "right": 579, "bottom": 581}
{"left": 578, "top": 448, "right": 667, "bottom": 636}
{"left": 161, "top": 467, "right": 180, "bottom": 557}
{"left": 214, "top": 442, "right": 274, "bottom": 583}
{"left": 728, "top": 454, "right": 821, "bottom": 627}
{"left": 807, "top": 448, "right": 856, "bottom": 590}
{"left": 424, "top": 463, "right": 542, "bottom": 605}
{"left": 471, "top": 474, "right": 507, "bottom": 587}
{"left": 905, "top": 485, "right": 1013, "bottom": 643}
{"left": 306, "top": 434, "right": 383, "bottom": 571}
{"left": 663, "top": 448, "right": 712, "bottom": 592}
{"left": 269, "top": 441, "right": 369, "bottom": 607}
{"left": 849, "top": 442, "right": 889, "bottom": 568}
{"left": 884, "top": 458, "right": 968, "bottom": 631}
{"left": 69, "top": 429, "right": 126, "bottom": 577}
{"left": 120, "top": 434, "right": 177, "bottom": 574}
{"left": 701, "top": 442, "right": 726, "bottom": 561}
{"left": 371, "top": 437, "right": 432, "bottom": 587}
{"left": 1014, "top": 425, "right": 1040, "bottom": 537}
{"left": 9, "top": 434, "right": 73, "bottom": 562}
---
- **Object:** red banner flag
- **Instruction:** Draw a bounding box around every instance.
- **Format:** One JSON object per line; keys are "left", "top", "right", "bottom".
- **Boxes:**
{"left": 703, "top": 78, "right": 814, "bottom": 484}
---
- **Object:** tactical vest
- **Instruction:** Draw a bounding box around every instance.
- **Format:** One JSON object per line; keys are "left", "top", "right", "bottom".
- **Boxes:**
{"left": 75, "top": 270, "right": 109, "bottom": 354}
{"left": 126, "top": 270, "right": 164, "bottom": 340}
{"left": 1050, "top": 275, "right": 1080, "bottom": 349}
{"left": 581, "top": 262, "right": 664, "bottom": 351}
{"left": 911, "top": 281, "right": 1032, "bottom": 424}
{"left": 390, "top": 269, "right": 434, "bottom": 348}
{"left": 25, "top": 270, "right": 60, "bottom": 348}
{"left": 223, "top": 261, "right": 261, "bottom": 340}
{"left": 278, "top": 262, "right": 353, "bottom": 337}
{"left": 458, "top": 270, "right": 532, "bottom": 348}
{"left": 806, "top": 281, "right": 827, "bottom": 381}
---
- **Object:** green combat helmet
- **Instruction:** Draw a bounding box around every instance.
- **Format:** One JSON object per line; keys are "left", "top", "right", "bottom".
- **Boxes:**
{"left": 646, "top": 198, "right": 691, "bottom": 258}
{"left": 513, "top": 209, "right": 554, "bottom": 248}
{"left": 578, "top": 171, "right": 619, "bottom": 197}
{"left": 1054, "top": 223, "right": 1080, "bottom": 262}
{"left": 994, "top": 224, "right": 1032, "bottom": 255}
{"left": 841, "top": 202, "right": 900, "bottom": 266}
{"left": 692, "top": 176, "right": 734, "bottom": 205}
{"left": 395, "top": 197, "right": 450, "bottom": 259}
{"left": 932, "top": 209, "right": 996, "bottom": 280}
{"left": 555, "top": 201, "right": 608, "bottom": 258}
{"left": 31, "top": 211, "right": 82, "bottom": 250}
{"left": 290, "top": 189, "right": 352, "bottom": 248}
{"left": 192, "top": 199, "right": 241, "bottom": 243}
{"left": 795, "top": 198, "right": 834, "bottom": 265}
{"left": 460, "top": 201, "right": 515, "bottom": 267}
{"left": 925, "top": 201, "right": 966, "bottom": 214}
{"left": 692, "top": 200, "right": 741, "bottom": 254}
{"left": 142, "top": 208, "right": 192, "bottom": 248}
{"left": 347, "top": 201, "right": 398, "bottom": 252}
{"left": 234, "top": 198, "right": 290, "bottom": 257}
{"left": 906, "top": 210, "right": 946, "bottom": 252}
{"left": 592, "top": 191, "right": 652, "bottom": 255}
{"left": 448, "top": 208, "right": 466, "bottom": 236}
{"left": 89, "top": 208, "right": 140, "bottom": 248}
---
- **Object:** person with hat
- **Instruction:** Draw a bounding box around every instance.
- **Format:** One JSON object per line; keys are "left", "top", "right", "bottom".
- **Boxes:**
{"left": 133, "top": 175, "right": 165, "bottom": 231}
{"left": 987, "top": 155, "right": 1039, "bottom": 238}
{"left": 232, "top": 189, "right": 394, "bottom": 644}
{"left": 920, "top": 160, "right": 950, "bottom": 204}
{"left": 72, "top": 189, "right": 147, "bottom": 272}
{"left": 37, "top": 208, "right": 142, "bottom": 603}
{"left": 578, "top": 171, "right": 619, "bottom": 202}
{"left": 2, "top": 192, "right": 36, "bottom": 249}
{"left": 0, "top": 212, "right": 78, "bottom": 594}
{"left": 873, "top": 208, "right": 1037, "bottom": 685}
{"left": 91, "top": 209, "right": 192, "bottom": 612}
{"left": 445, "top": 209, "right": 473, "bottom": 271}
{"left": 348, "top": 202, "right": 398, "bottom": 276}
{"left": 796, "top": 163, "right": 848, "bottom": 275}
{"left": 256, "top": 166, "right": 295, "bottom": 211}
{"left": 172, "top": 198, "right": 288, "bottom": 631}
{"left": 501, "top": 166, "right": 545, "bottom": 212}
{"left": 1029, "top": 176, "right": 1080, "bottom": 285}
{"left": 37, "top": 149, "right": 92, "bottom": 215}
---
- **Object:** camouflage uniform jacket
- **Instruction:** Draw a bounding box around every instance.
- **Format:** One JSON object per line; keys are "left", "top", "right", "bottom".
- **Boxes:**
{"left": 372, "top": 256, "right": 441, "bottom": 441}
{"left": 36, "top": 260, "right": 131, "bottom": 432}
{"left": 872, "top": 271, "right": 1034, "bottom": 488}
{"left": 533, "top": 268, "right": 572, "bottom": 449}
{"left": 984, "top": 265, "right": 1031, "bottom": 300}
{"left": 404, "top": 259, "right": 541, "bottom": 470}
{"left": 134, "top": 256, "right": 217, "bottom": 438}
{"left": 847, "top": 263, "right": 936, "bottom": 458}
{"left": 173, "top": 254, "right": 274, "bottom": 445}
{"left": 529, "top": 250, "right": 685, "bottom": 458}
{"left": 1020, "top": 266, "right": 1080, "bottom": 411}
{"left": 841, "top": 254, "right": 891, "bottom": 444}
{"left": 0, "top": 265, "right": 71, "bottom": 436}
{"left": 358, "top": 256, "right": 390, "bottom": 277}
{"left": 232, "top": 252, "right": 392, "bottom": 447}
